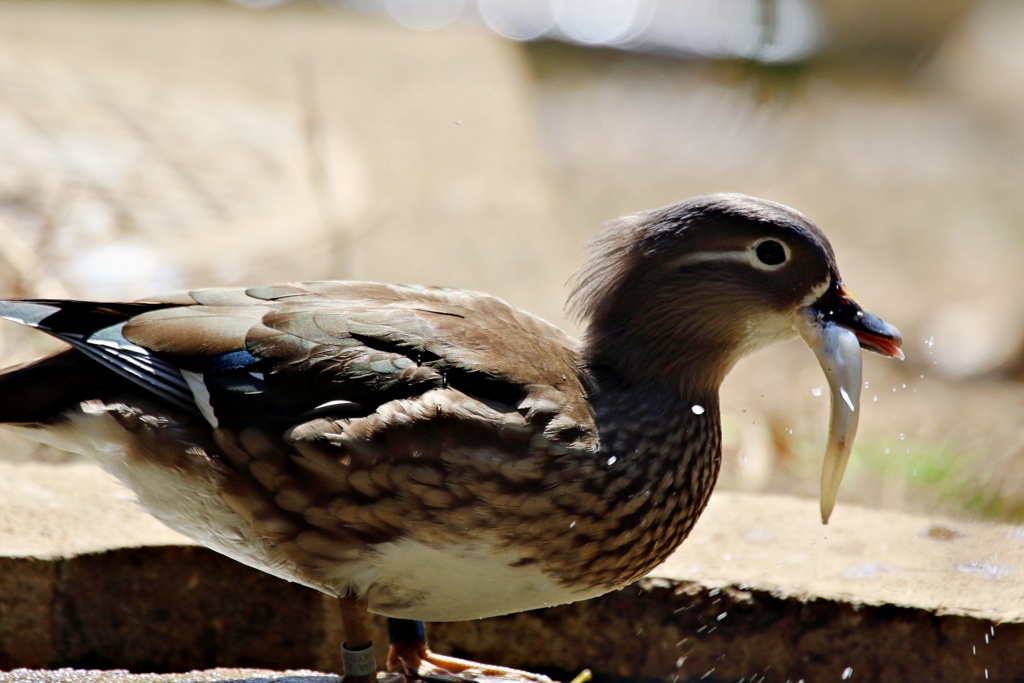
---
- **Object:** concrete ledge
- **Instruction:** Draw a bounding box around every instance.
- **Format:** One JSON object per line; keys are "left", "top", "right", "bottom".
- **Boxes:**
{"left": 2, "top": 463, "right": 1022, "bottom": 682}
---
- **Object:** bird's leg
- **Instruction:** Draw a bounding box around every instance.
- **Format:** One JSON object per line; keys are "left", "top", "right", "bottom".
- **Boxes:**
{"left": 386, "top": 618, "right": 554, "bottom": 683}
{"left": 339, "top": 596, "right": 378, "bottom": 683}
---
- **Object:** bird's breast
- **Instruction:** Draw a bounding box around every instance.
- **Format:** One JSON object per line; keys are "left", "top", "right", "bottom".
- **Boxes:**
{"left": 348, "top": 537, "right": 608, "bottom": 622}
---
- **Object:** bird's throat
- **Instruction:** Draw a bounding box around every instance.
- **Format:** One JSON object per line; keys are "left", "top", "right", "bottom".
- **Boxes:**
{"left": 566, "top": 369, "right": 723, "bottom": 589}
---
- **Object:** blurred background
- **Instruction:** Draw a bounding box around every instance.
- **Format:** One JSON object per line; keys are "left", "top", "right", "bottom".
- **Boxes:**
{"left": 1, "top": 0, "right": 1023, "bottom": 524}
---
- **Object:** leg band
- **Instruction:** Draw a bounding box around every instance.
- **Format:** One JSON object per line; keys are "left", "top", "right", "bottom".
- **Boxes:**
{"left": 342, "top": 641, "right": 377, "bottom": 677}
{"left": 387, "top": 618, "right": 427, "bottom": 644}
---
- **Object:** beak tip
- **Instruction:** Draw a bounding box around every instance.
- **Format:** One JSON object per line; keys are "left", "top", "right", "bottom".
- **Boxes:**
{"left": 820, "top": 501, "right": 834, "bottom": 525}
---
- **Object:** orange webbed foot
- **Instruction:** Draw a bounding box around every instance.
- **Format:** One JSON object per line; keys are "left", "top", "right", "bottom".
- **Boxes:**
{"left": 387, "top": 640, "right": 555, "bottom": 683}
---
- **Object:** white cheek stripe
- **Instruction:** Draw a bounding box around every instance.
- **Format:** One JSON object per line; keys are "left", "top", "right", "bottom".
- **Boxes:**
{"left": 671, "top": 242, "right": 790, "bottom": 272}
{"left": 671, "top": 251, "right": 751, "bottom": 268}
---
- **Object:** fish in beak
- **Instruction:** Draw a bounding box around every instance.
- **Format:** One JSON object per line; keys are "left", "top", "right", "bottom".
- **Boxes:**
{"left": 799, "top": 280, "right": 904, "bottom": 524}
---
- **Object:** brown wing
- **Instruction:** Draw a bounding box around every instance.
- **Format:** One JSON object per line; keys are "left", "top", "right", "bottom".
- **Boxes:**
{"left": 119, "top": 281, "right": 595, "bottom": 434}
{"left": 0, "top": 282, "right": 598, "bottom": 573}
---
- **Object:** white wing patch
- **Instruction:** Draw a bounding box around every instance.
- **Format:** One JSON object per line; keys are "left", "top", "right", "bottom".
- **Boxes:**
{"left": 181, "top": 370, "right": 218, "bottom": 428}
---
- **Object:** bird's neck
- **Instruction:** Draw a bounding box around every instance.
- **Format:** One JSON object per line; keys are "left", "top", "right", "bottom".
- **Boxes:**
{"left": 573, "top": 366, "right": 723, "bottom": 589}
{"left": 582, "top": 312, "right": 741, "bottom": 400}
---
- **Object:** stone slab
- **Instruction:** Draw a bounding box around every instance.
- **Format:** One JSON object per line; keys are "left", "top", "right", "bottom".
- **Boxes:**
{"left": 0, "top": 463, "right": 189, "bottom": 558}
{"left": 4, "top": 463, "right": 1022, "bottom": 620}
{"left": 3, "top": 462, "right": 1024, "bottom": 681}
{"left": 663, "top": 491, "right": 1024, "bottom": 622}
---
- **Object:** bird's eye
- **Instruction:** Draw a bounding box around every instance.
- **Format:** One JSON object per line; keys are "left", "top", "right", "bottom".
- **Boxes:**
{"left": 754, "top": 239, "right": 788, "bottom": 267}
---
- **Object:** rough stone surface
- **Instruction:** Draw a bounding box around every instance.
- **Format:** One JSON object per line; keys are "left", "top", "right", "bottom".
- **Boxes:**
{"left": 3, "top": 463, "right": 1023, "bottom": 681}
{"left": 0, "top": 464, "right": 185, "bottom": 558}
{"left": 0, "top": 557, "right": 57, "bottom": 669}
{"left": 431, "top": 582, "right": 1023, "bottom": 682}
{"left": 660, "top": 491, "right": 1024, "bottom": 622}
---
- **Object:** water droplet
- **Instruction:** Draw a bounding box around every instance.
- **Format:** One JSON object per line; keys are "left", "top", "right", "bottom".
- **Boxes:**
{"left": 864, "top": 381, "right": 870, "bottom": 389}
{"left": 842, "top": 667, "right": 853, "bottom": 680}
{"left": 717, "top": 612, "right": 727, "bottom": 621}
{"left": 884, "top": 448, "right": 890, "bottom": 455}
{"left": 811, "top": 386, "right": 823, "bottom": 397}
{"left": 872, "top": 395, "right": 878, "bottom": 402}
{"left": 899, "top": 433, "right": 906, "bottom": 440}
{"left": 692, "top": 404, "right": 705, "bottom": 415}
{"left": 924, "top": 336, "right": 935, "bottom": 349}
{"left": 569, "top": 520, "right": 576, "bottom": 529}
{"left": 606, "top": 455, "right": 617, "bottom": 466}
{"left": 676, "top": 657, "right": 685, "bottom": 669}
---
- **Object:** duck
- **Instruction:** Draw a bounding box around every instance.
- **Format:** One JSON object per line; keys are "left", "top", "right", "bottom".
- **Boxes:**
{"left": 0, "top": 193, "right": 903, "bottom": 682}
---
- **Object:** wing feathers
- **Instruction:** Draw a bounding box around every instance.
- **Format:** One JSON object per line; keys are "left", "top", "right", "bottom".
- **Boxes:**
{"left": 0, "top": 281, "right": 596, "bottom": 448}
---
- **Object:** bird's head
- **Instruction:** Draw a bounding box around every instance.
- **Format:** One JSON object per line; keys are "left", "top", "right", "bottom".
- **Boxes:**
{"left": 569, "top": 193, "right": 903, "bottom": 523}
